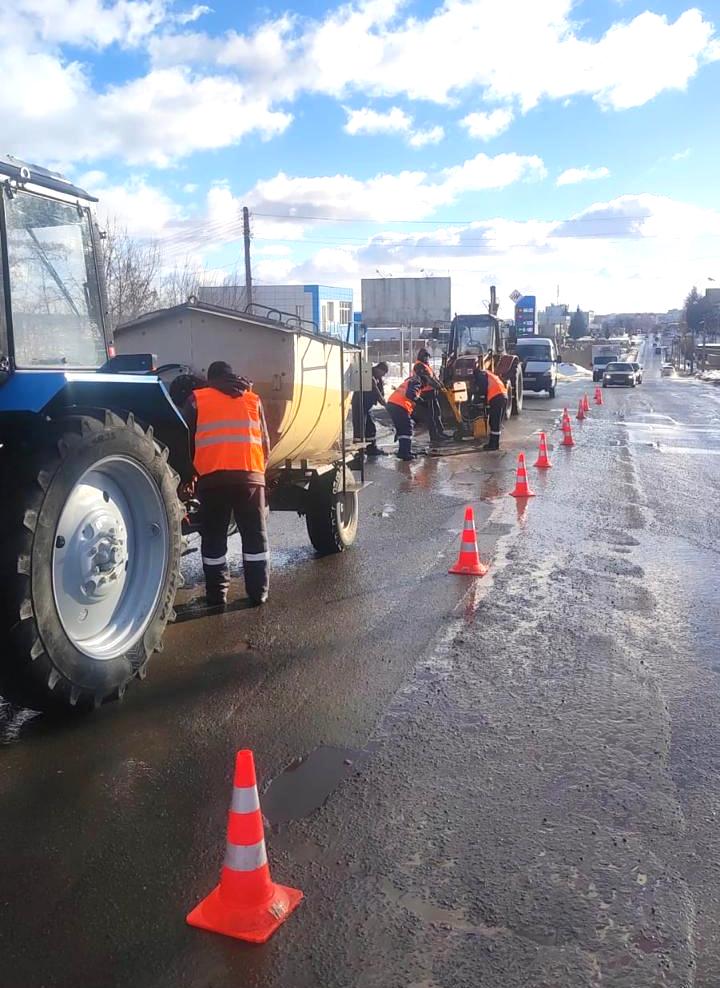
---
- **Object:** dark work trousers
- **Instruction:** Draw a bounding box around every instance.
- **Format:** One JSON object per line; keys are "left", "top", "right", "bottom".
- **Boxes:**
{"left": 387, "top": 403, "right": 414, "bottom": 457}
{"left": 351, "top": 391, "right": 377, "bottom": 442}
{"left": 200, "top": 484, "right": 269, "bottom": 602}
{"left": 416, "top": 391, "right": 444, "bottom": 440}
{"left": 486, "top": 394, "right": 506, "bottom": 450}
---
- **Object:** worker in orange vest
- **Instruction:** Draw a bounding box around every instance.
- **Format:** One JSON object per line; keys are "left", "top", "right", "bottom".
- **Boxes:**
{"left": 183, "top": 361, "right": 271, "bottom": 607}
{"left": 387, "top": 373, "right": 423, "bottom": 460}
{"left": 412, "top": 348, "right": 452, "bottom": 443}
{"left": 473, "top": 368, "right": 508, "bottom": 451}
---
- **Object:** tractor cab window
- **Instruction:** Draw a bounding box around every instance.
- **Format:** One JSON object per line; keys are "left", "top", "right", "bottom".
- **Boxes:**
{"left": 454, "top": 317, "right": 493, "bottom": 355}
{"left": 4, "top": 189, "right": 106, "bottom": 369}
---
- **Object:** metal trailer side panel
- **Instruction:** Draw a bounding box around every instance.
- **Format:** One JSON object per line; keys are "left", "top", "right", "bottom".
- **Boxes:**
{"left": 116, "top": 310, "right": 356, "bottom": 471}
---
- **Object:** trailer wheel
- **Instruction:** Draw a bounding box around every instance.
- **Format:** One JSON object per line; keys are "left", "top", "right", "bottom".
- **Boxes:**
{"left": 511, "top": 365, "right": 524, "bottom": 416}
{"left": 0, "top": 411, "right": 182, "bottom": 712}
{"left": 305, "top": 466, "right": 359, "bottom": 555}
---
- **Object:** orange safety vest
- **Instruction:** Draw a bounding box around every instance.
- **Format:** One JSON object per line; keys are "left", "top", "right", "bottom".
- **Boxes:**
{"left": 388, "top": 377, "right": 418, "bottom": 415}
{"left": 414, "top": 360, "right": 436, "bottom": 395}
{"left": 485, "top": 370, "right": 507, "bottom": 402}
{"left": 193, "top": 387, "right": 266, "bottom": 476}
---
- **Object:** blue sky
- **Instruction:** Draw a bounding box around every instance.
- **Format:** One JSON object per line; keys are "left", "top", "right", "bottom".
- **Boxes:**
{"left": 4, "top": 0, "right": 720, "bottom": 313}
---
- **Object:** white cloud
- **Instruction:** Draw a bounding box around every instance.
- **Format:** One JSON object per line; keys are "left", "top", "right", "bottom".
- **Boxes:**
{"left": 245, "top": 151, "right": 546, "bottom": 223}
{"left": 344, "top": 106, "right": 444, "bottom": 148}
{"left": 94, "top": 176, "right": 185, "bottom": 238}
{"left": 0, "top": 56, "right": 292, "bottom": 166}
{"left": 461, "top": 108, "right": 514, "bottom": 140}
{"left": 2, "top": 0, "right": 718, "bottom": 166}
{"left": 556, "top": 166, "right": 611, "bottom": 187}
{"left": 14, "top": 0, "right": 167, "bottom": 48}
{"left": 343, "top": 106, "right": 412, "bottom": 135}
{"left": 408, "top": 126, "right": 445, "bottom": 148}
{"left": 271, "top": 194, "right": 720, "bottom": 313}
{"left": 175, "top": 4, "right": 211, "bottom": 26}
{"left": 672, "top": 148, "right": 692, "bottom": 161}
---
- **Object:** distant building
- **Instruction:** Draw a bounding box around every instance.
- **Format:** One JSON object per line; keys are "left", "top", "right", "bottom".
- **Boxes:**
{"left": 198, "top": 284, "right": 354, "bottom": 339}
{"left": 538, "top": 303, "right": 570, "bottom": 338}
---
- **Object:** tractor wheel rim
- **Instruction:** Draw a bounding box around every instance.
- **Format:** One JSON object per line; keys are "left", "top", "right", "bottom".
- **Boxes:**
{"left": 52, "top": 455, "right": 169, "bottom": 661}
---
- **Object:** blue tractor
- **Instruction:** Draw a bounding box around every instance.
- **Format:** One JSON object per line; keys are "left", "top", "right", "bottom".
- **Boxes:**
{"left": 0, "top": 156, "right": 191, "bottom": 711}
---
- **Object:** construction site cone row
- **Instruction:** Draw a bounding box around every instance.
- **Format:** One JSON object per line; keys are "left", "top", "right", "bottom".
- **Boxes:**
{"left": 594, "top": 386, "right": 603, "bottom": 406}
{"left": 582, "top": 393, "right": 591, "bottom": 413}
{"left": 187, "top": 749, "right": 303, "bottom": 943}
{"left": 576, "top": 398, "right": 585, "bottom": 421}
{"left": 534, "top": 432, "right": 552, "bottom": 469}
{"left": 509, "top": 452, "right": 536, "bottom": 498}
{"left": 449, "top": 506, "right": 488, "bottom": 576}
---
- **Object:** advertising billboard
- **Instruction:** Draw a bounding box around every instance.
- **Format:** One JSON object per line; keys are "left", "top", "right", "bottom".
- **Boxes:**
{"left": 361, "top": 277, "right": 451, "bottom": 328}
{"left": 514, "top": 295, "right": 537, "bottom": 336}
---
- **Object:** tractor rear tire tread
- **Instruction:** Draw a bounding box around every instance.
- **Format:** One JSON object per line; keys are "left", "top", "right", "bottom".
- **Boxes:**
{"left": 0, "top": 410, "right": 182, "bottom": 712}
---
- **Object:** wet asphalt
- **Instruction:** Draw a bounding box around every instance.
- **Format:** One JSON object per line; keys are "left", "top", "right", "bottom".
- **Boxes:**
{"left": 2, "top": 345, "right": 720, "bottom": 987}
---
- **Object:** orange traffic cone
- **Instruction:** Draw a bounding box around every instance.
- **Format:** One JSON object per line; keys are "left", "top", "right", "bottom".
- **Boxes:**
{"left": 576, "top": 398, "right": 585, "bottom": 421}
{"left": 582, "top": 393, "right": 590, "bottom": 413}
{"left": 594, "top": 386, "right": 603, "bottom": 406}
{"left": 561, "top": 417, "right": 575, "bottom": 447}
{"left": 509, "top": 452, "right": 536, "bottom": 498}
{"left": 534, "top": 432, "right": 552, "bottom": 469}
{"left": 448, "top": 506, "right": 488, "bottom": 576}
{"left": 187, "top": 750, "right": 303, "bottom": 943}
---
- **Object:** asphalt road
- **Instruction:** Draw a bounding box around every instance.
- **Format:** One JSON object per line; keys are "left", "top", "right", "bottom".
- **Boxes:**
{"left": 2, "top": 345, "right": 720, "bottom": 987}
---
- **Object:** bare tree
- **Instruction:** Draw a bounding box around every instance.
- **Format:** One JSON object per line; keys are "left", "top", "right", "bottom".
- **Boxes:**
{"left": 103, "top": 221, "right": 162, "bottom": 331}
{"left": 102, "top": 223, "right": 208, "bottom": 330}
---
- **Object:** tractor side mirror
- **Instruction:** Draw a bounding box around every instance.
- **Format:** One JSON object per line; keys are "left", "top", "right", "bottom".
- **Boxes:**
{"left": 431, "top": 326, "right": 440, "bottom": 339}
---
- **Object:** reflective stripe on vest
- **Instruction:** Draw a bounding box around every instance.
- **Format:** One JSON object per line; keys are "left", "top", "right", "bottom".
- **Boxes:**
{"left": 193, "top": 387, "right": 265, "bottom": 476}
{"left": 486, "top": 372, "right": 507, "bottom": 402}
{"left": 388, "top": 377, "right": 417, "bottom": 415}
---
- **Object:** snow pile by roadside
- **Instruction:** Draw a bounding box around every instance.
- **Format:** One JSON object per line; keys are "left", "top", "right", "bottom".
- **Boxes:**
{"left": 557, "top": 362, "right": 592, "bottom": 381}
{"left": 696, "top": 370, "right": 720, "bottom": 385}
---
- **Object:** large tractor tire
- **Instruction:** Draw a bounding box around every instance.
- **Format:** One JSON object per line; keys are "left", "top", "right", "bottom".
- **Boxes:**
{"left": 511, "top": 364, "right": 524, "bottom": 416}
{"left": 305, "top": 465, "right": 359, "bottom": 555}
{"left": 0, "top": 411, "right": 182, "bottom": 712}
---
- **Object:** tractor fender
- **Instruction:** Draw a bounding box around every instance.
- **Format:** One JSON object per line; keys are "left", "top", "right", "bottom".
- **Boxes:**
{"left": 0, "top": 371, "right": 192, "bottom": 481}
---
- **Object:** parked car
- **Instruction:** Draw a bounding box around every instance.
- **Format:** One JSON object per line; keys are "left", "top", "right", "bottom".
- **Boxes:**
{"left": 661, "top": 363, "right": 675, "bottom": 377}
{"left": 630, "top": 362, "right": 643, "bottom": 384}
{"left": 603, "top": 362, "right": 636, "bottom": 388}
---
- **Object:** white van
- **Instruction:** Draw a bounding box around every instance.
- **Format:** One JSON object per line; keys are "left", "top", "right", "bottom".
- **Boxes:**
{"left": 514, "top": 337, "right": 558, "bottom": 398}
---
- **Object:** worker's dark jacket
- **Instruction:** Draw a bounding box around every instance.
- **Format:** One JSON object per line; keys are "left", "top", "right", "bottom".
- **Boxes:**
{"left": 182, "top": 377, "right": 271, "bottom": 489}
{"left": 412, "top": 360, "right": 441, "bottom": 392}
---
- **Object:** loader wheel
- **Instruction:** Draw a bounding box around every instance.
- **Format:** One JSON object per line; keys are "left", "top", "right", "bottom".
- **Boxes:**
{"left": 511, "top": 365, "right": 523, "bottom": 416}
{"left": 305, "top": 465, "right": 359, "bottom": 555}
{"left": 0, "top": 411, "right": 182, "bottom": 712}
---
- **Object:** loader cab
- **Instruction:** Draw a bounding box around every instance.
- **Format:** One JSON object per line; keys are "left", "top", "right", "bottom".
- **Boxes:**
{"left": 442, "top": 313, "right": 502, "bottom": 387}
{"left": 0, "top": 155, "right": 110, "bottom": 378}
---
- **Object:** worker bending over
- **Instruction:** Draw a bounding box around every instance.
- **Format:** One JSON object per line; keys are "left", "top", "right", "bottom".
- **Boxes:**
{"left": 474, "top": 368, "right": 508, "bottom": 451}
{"left": 352, "top": 361, "right": 389, "bottom": 456}
{"left": 387, "top": 373, "right": 423, "bottom": 461}
{"left": 412, "top": 348, "right": 452, "bottom": 443}
{"left": 183, "top": 360, "right": 271, "bottom": 608}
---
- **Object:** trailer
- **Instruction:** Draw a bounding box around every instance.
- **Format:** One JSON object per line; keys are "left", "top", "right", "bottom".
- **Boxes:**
{"left": 115, "top": 300, "right": 364, "bottom": 555}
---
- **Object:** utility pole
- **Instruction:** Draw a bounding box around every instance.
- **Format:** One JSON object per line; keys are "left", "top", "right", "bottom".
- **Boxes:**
{"left": 242, "top": 206, "right": 253, "bottom": 309}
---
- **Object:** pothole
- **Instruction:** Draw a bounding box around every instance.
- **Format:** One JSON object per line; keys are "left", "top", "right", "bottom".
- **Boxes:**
{"left": 262, "top": 744, "right": 373, "bottom": 825}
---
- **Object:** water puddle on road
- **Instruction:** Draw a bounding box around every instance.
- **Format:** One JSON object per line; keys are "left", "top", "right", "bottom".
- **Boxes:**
{"left": 262, "top": 744, "right": 373, "bottom": 825}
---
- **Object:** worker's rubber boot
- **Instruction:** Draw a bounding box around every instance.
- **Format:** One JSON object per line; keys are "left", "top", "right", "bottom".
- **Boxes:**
{"left": 366, "top": 442, "right": 387, "bottom": 457}
{"left": 396, "top": 437, "right": 416, "bottom": 461}
{"left": 205, "top": 568, "right": 230, "bottom": 608}
{"left": 483, "top": 435, "right": 500, "bottom": 451}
